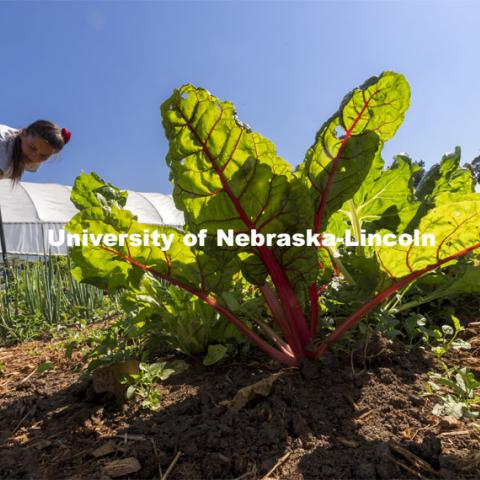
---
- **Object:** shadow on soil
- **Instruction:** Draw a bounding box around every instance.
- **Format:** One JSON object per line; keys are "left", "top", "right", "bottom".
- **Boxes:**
{"left": 0, "top": 341, "right": 475, "bottom": 479}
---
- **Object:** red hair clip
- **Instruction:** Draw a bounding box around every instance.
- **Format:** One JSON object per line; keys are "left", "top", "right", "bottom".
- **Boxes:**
{"left": 61, "top": 128, "right": 72, "bottom": 144}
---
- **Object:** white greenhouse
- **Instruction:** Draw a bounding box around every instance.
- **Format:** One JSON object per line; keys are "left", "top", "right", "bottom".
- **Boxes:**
{"left": 0, "top": 179, "right": 184, "bottom": 260}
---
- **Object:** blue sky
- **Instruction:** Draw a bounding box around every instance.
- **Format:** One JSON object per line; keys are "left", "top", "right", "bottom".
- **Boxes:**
{"left": 1, "top": 1, "right": 479, "bottom": 193}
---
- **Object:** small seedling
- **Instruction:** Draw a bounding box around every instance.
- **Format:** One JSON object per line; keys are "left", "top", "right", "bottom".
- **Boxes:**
{"left": 422, "top": 363, "right": 480, "bottom": 420}
{"left": 121, "top": 360, "right": 188, "bottom": 411}
{"left": 431, "top": 315, "right": 471, "bottom": 358}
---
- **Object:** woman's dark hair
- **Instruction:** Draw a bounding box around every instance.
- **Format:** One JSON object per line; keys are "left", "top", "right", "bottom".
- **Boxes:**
{"left": 11, "top": 120, "right": 67, "bottom": 183}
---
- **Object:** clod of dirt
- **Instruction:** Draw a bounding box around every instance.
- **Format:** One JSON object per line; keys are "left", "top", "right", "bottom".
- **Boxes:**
{"left": 92, "top": 360, "right": 140, "bottom": 402}
{"left": 439, "top": 416, "right": 463, "bottom": 430}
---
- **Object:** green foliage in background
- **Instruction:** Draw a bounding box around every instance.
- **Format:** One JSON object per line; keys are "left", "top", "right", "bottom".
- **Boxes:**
{"left": 0, "top": 256, "right": 119, "bottom": 345}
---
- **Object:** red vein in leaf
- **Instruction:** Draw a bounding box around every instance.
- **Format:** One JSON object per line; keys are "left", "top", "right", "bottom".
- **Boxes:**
{"left": 221, "top": 130, "right": 244, "bottom": 173}
{"left": 176, "top": 183, "right": 222, "bottom": 198}
{"left": 205, "top": 107, "right": 224, "bottom": 145}
{"left": 196, "top": 215, "right": 243, "bottom": 227}
{"left": 254, "top": 179, "right": 274, "bottom": 226}
{"left": 434, "top": 213, "right": 476, "bottom": 262}
{"left": 248, "top": 135, "right": 311, "bottom": 345}
{"left": 307, "top": 90, "right": 378, "bottom": 340}
{"left": 307, "top": 170, "right": 322, "bottom": 194}
{"left": 257, "top": 213, "right": 281, "bottom": 233}
{"left": 377, "top": 249, "right": 395, "bottom": 279}
{"left": 313, "top": 90, "right": 378, "bottom": 234}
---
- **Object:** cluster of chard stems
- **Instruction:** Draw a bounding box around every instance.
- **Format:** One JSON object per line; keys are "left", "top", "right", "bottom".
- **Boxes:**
{"left": 101, "top": 93, "right": 480, "bottom": 367}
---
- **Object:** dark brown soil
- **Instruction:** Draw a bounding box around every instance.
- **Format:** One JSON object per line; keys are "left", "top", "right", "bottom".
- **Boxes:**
{"left": 0, "top": 325, "right": 479, "bottom": 480}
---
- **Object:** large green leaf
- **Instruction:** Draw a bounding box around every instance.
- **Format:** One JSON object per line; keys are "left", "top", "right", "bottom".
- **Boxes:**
{"left": 161, "top": 84, "right": 318, "bottom": 288}
{"left": 66, "top": 173, "right": 238, "bottom": 293}
{"left": 376, "top": 197, "right": 480, "bottom": 278}
{"left": 299, "top": 71, "right": 410, "bottom": 230}
{"left": 161, "top": 84, "right": 310, "bottom": 236}
{"left": 300, "top": 127, "right": 380, "bottom": 230}
{"left": 341, "top": 71, "right": 411, "bottom": 139}
{"left": 67, "top": 206, "right": 141, "bottom": 290}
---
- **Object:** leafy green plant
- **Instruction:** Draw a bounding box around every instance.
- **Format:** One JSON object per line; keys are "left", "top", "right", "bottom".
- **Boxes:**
{"left": 374, "top": 311, "right": 471, "bottom": 353}
{"left": 73, "top": 273, "right": 251, "bottom": 371}
{"left": 66, "top": 71, "right": 480, "bottom": 367}
{"left": 422, "top": 364, "right": 480, "bottom": 420}
{"left": 122, "top": 360, "right": 187, "bottom": 410}
{"left": 324, "top": 147, "right": 479, "bottom": 336}
{"left": 75, "top": 316, "right": 147, "bottom": 373}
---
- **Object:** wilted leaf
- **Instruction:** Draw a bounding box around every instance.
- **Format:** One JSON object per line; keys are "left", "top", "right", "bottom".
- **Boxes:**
{"left": 221, "top": 373, "right": 282, "bottom": 412}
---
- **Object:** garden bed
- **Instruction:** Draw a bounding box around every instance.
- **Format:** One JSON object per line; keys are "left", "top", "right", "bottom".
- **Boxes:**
{"left": 0, "top": 325, "right": 478, "bottom": 480}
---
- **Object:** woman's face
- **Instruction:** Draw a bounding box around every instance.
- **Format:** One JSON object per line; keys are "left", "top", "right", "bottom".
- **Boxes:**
{"left": 20, "top": 131, "right": 57, "bottom": 164}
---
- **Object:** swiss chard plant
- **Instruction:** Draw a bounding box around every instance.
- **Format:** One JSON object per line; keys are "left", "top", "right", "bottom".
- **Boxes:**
{"left": 322, "top": 145, "right": 480, "bottom": 345}
{"left": 66, "top": 71, "right": 480, "bottom": 367}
